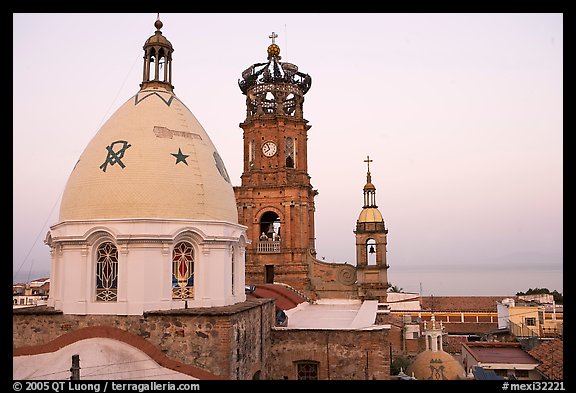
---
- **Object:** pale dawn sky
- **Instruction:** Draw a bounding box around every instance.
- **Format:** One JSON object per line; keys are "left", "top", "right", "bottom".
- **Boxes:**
{"left": 13, "top": 13, "right": 563, "bottom": 296}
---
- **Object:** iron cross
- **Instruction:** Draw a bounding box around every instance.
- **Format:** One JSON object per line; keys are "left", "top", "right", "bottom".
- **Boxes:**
{"left": 269, "top": 32, "right": 278, "bottom": 44}
{"left": 364, "top": 155, "right": 373, "bottom": 173}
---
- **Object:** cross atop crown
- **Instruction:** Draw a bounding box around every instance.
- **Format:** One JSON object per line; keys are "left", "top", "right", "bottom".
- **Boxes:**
{"left": 269, "top": 32, "right": 278, "bottom": 45}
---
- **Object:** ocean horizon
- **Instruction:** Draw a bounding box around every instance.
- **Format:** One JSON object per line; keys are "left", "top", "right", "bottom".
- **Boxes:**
{"left": 13, "top": 264, "right": 562, "bottom": 298}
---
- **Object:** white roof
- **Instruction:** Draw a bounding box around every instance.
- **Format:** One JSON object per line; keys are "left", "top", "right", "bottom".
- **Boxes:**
{"left": 283, "top": 299, "right": 390, "bottom": 330}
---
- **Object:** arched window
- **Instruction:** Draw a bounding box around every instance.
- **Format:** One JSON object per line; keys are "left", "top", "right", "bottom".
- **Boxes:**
{"left": 249, "top": 140, "right": 255, "bottom": 168}
{"left": 366, "top": 238, "right": 377, "bottom": 266}
{"left": 231, "top": 247, "right": 235, "bottom": 295}
{"left": 286, "top": 137, "right": 295, "bottom": 168}
{"left": 258, "top": 212, "right": 281, "bottom": 254}
{"left": 149, "top": 48, "right": 157, "bottom": 80}
{"left": 260, "top": 211, "right": 281, "bottom": 240}
{"left": 96, "top": 242, "right": 118, "bottom": 302}
{"left": 172, "top": 241, "right": 194, "bottom": 299}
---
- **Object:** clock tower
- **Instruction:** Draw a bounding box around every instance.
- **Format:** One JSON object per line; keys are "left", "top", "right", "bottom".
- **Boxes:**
{"left": 234, "top": 33, "right": 317, "bottom": 293}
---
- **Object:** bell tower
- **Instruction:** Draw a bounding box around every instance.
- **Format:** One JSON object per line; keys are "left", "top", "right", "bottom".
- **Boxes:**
{"left": 354, "top": 156, "right": 390, "bottom": 301}
{"left": 234, "top": 33, "right": 317, "bottom": 292}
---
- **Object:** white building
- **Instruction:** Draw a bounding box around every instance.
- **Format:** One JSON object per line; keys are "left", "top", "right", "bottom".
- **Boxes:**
{"left": 45, "top": 16, "right": 246, "bottom": 316}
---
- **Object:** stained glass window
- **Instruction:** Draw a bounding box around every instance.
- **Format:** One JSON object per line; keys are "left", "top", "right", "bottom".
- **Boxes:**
{"left": 296, "top": 361, "right": 319, "bottom": 380}
{"left": 172, "top": 241, "right": 194, "bottom": 299}
{"left": 96, "top": 242, "right": 118, "bottom": 302}
{"left": 249, "top": 140, "right": 255, "bottom": 168}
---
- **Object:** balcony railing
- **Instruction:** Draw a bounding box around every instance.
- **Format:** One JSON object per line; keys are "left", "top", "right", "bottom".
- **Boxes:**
{"left": 257, "top": 241, "right": 281, "bottom": 253}
{"left": 508, "top": 320, "right": 539, "bottom": 338}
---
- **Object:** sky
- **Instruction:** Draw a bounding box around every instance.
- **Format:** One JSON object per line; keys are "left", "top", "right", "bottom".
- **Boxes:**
{"left": 13, "top": 13, "right": 563, "bottom": 296}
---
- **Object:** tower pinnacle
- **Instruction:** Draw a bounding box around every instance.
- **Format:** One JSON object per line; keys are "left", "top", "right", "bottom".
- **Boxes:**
{"left": 140, "top": 14, "right": 174, "bottom": 91}
{"left": 364, "top": 155, "right": 373, "bottom": 183}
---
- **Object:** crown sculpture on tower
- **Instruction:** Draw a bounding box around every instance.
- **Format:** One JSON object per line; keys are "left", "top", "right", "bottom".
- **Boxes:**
{"left": 238, "top": 32, "right": 312, "bottom": 119}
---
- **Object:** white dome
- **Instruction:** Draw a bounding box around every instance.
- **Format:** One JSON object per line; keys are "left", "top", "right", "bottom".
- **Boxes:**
{"left": 59, "top": 86, "right": 237, "bottom": 223}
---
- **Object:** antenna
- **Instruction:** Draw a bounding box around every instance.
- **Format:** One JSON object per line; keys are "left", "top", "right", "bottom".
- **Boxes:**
{"left": 26, "top": 259, "right": 34, "bottom": 284}
{"left": 284, "top": 24, "right": 288, "bottom": 60}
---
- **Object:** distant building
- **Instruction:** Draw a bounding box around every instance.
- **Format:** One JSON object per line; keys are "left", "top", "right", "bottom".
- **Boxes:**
{"left": 13, "top": 278, "right": 50, "bottom": 308}
{"left": 497, "top": 298, "right": 563, "bottom": 338}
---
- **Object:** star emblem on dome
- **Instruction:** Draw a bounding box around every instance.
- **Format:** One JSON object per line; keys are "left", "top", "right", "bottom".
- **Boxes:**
{"left": 171, "top": 148, "right": 189, "bottom": 165}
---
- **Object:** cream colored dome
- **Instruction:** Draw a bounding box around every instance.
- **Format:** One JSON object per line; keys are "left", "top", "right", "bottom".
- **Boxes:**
{"left": 357, "top": 207, "right": 384, "bottom": 223}
{"left": 406, "top": 350, "right": 466, "bottom": 380}
{"left": 59, "top": 86, "right": 237, "bottom": 223}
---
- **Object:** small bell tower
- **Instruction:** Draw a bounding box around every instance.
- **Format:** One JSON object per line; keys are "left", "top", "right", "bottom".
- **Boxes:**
{"left": 354, "top": 156, "right": 390, "bottom": 301}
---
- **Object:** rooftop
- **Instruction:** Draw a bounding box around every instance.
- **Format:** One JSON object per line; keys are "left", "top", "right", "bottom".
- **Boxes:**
{"left": 463, "top": 342, "right": 539, "bottom": 366}
{"left": 246, "top": 283, "right": 308, "bottom": 311}
{"left": 528, "top": 339, "right": 563, "bottom": 380}
{"left": 441, "top": 322, "right": 499, "bottom": 334}
{"left": 282, "top": 299, "right": 387, "bottom": 330}
{"left": 421, "top": 296, "right": 516, "bottom": 312}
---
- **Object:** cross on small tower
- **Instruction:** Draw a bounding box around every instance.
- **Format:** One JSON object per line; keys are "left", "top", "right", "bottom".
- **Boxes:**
{"left": 364, "top": 155, "right": 373, "bottom": 173}
{"left": 269, "top": 32, "right": 278, "bottom": 44}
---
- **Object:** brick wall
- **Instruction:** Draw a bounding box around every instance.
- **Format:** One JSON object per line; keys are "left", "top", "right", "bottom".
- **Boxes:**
{"left": 13, "top": 299, "right": 275, "bottom": 380}
{"left": 269, "top": 328, "right": 391, "bottom": 380}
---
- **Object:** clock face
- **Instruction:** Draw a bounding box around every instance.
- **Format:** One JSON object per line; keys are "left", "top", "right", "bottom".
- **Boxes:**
{"left": 262, "top": 141, "right": 277, "bottom": 157}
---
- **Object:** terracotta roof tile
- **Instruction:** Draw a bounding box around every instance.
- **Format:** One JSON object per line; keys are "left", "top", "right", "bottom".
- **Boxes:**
{"left": 420, "top": 296, "right": 516, "bottom": 312}
{"left": 441, "top": 322, "right": 498, "bottom": 334}
{"left": 528, "top": 339, "right": 563, "bottom": 380}
{"left": 247, "top": 284, "right": 307, "bottom": 311}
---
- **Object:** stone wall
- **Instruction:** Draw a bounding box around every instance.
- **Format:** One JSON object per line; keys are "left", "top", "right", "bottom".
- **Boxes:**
{"left": 269, "top": 328, "right": 391, "bottom": 380}
{"left": 376, "top": 313, "right": 425, "bottom": 356}
{"left": 13, "top": 299, "right": 275, "bottom": 380}
{"left": 308, "top": 255, "right": 358, "bottom": 299}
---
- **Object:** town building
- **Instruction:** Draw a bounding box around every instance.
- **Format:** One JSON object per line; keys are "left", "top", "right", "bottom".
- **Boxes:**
{"left": 461, "top": 342, "right": 541, "bottom": 380}
{"left": 528, "top": 338, "right": 563, "bottom": 380}
{"left": 497, "top": 297, "right": 563, "bottom": 338}
{"left": 13, "top": 278, "right": 50, "bottom": 308}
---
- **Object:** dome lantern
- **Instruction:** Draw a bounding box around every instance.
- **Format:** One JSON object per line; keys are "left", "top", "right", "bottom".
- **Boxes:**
{"left": 140, "top": 14, "right": 174, "bottom": 92}
{"left": 357, "top": 156, "right": 385, "bottom": 224}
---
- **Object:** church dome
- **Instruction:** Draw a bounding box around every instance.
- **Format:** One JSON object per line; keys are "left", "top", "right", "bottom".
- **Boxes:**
{"left": 59, "top": 18, "right": 237, "bottom": 224}
{"left": 406, "top": 350, "right": 466, "bottom": 380}
{"left": 357, "top": 207, "right": 383, "bottom": 223}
